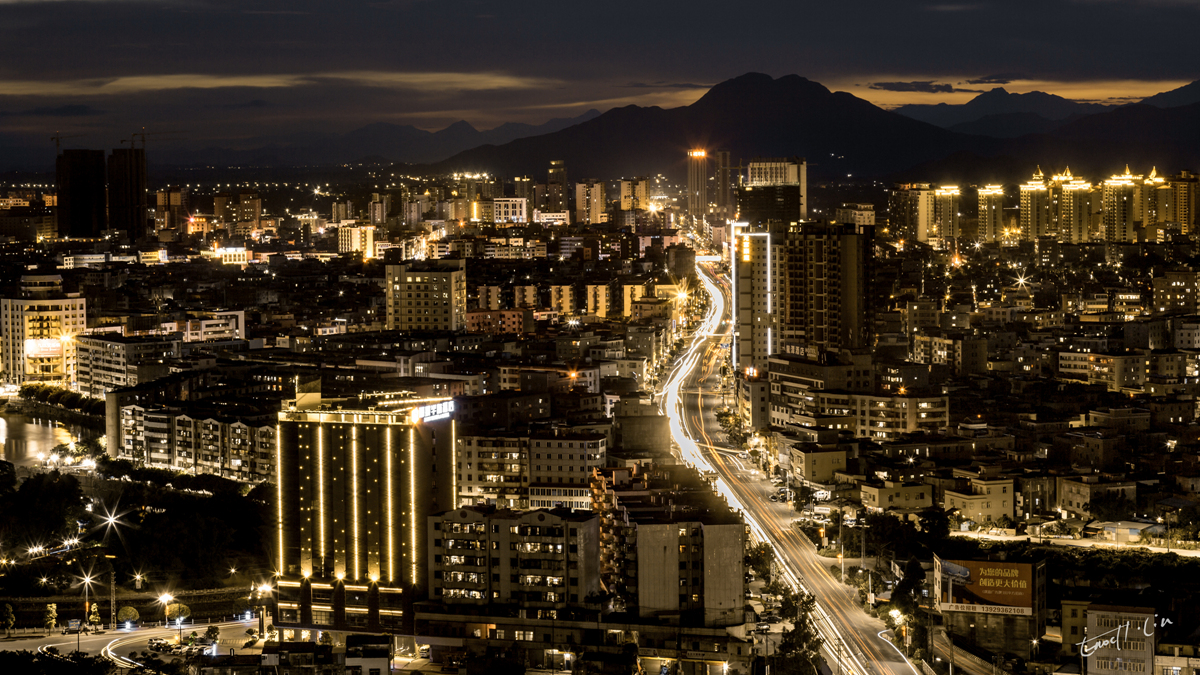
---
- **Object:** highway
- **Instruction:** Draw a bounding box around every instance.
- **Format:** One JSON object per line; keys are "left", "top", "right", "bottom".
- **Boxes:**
{"left": 661, "top": 260, "right": 918, "bottom": 675}
{"left": 3, "top": 618, "right": 258, "bottom": 669}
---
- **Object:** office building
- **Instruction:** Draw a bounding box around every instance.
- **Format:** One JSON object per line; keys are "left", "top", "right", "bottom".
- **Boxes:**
{"left": 687, "top": 150, "right": 708, "bottom": 228}
{"left": 0, "top": 275, "right": 87, "bottom": 385}
{"left": 574, "top": 180, "right": 605, "bottom": 224}
{"left": 933, "top": 185, "right": 961, "bottom": 243}
{"left": 1020, "top": 168, "right": 1052, "bottom": 241}
{"left": 275, "top": 396, "right": 457, "bottom": 634}
{"left": 889, "top": 183, "right": 934, "bottom": 243}
{"left": 619, "top": 177, "right": 651, "bottom": 211}
{"left": 106, "top": 148, "right": 148, "bottom": 239}
{"left": 493, "top": 198, "right": 528, "bottom": 224}
{"left": 977, "top": 185, "right": 1004, "bottom": 243}
{"left": 386, "top": 259, "right": 467, "bottom": 332}
{"left": 55, "top": 149, "right": 106, "bottom": 238}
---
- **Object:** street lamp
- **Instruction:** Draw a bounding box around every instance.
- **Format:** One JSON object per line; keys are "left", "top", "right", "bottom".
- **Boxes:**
{"left": 159, "top": 593, "right": 175, "bottom": 639}
{"left": 78, "top": 574, "right": 94, "bottom": 652}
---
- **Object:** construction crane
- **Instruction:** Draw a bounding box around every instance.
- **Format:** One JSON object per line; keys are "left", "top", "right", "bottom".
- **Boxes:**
{"left": 121, "top": 130, "right": 185, "bottom": 150}
{"left": 50, "top": 132, "right": 85, "bottom": 153}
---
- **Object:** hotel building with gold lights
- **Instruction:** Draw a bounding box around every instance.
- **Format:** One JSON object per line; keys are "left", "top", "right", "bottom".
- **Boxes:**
{"left": 275, "top": 395, "right": 457, "bottom": 636}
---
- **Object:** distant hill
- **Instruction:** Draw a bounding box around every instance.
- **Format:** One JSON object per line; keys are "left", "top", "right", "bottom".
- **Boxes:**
{"left": 895, "top": 88, "right": 1111, "bottom": 129}
{"left": 426, "top": 73, "right": 996, "bottom": 180}
{"left": 1138, "top": 80, "right": 1200, "bottom": 109}
{"left": 0, "top": 109, "right": 603, "bottom": 170}
{"left": 947, "top": 112, "right": 1079, "bottom": 139}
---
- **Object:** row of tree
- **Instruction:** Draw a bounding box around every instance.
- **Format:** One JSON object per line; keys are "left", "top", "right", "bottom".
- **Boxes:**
{"left": 18, "top": 383, "right": 105, "bottom": 416}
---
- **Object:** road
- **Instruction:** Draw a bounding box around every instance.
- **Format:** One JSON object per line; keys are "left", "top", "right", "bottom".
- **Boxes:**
{"left": 661, "top": 261, "right": 917, "bottom": 675}
{"left": 2, "top": 618, "right": 257, "bottom": 669}
{"left": 952, "top": 531, "right": 1200, "bottom": 557}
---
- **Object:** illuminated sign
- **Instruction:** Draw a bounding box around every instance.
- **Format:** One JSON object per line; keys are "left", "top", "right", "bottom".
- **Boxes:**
{"left": 411, "top": 400, "right": 454, "bottom": 423}
{"left": 936, "top": 557, "right": 1035, "bottom": 615}
{"left": 24, "top": 338, "right": 63, "bottom": 360}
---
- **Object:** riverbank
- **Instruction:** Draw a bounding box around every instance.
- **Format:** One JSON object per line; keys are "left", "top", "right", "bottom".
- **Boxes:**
{"left": 3, "top": 397, "right": 105, "bottom": 433}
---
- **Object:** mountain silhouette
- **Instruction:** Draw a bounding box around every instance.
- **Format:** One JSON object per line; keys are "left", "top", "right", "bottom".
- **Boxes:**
{"left": 1138, "top": 80, "right": 1200, "bottom": 109}
{"left": 427, "top": 73, "right": 994, "bottom": 180}
{"left": 894, "top": 88, "right": 1111, "bottom": 128}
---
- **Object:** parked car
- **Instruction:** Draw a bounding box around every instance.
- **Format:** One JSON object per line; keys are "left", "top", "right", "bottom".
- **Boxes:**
{"left": 756, "top": 622, "right": 771, "bottom": 633}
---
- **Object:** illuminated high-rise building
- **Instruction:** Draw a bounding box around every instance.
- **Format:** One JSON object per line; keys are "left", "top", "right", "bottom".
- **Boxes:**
{"left": 889, "top": 183, "right": 934, "bottom": 244}
{"left": 1058, "top": 178, "right": 1092, "bottom": 244}
{"left": 275, "top": 395, "right": 457, "bottom": 634}
{"left": 1020, "top": 168, "right": 1052, "bottom": 241}
{"left": 933, "top": 186, "right": 961, "bottom": 243}
{"left": 574, "top": 179, "right": 605, "bottom": 224}
{"left": 619, "top": 177, "right": 651, "bottom": 211}
{"left": 687, "top": 150, "right": 708, "bottom": 229}
{"left": 0, "top": 275, "right": 87, "bottom": 385}
{"left": 1166, "top": 170, "right": 1199, "bottom": 233}
{"left": 977, "top": 185, "right": 1004, "bottom": 243}
{"left": 731, "top": 222, "right": 775, "bottom": 373}
{"left": 1103, "top": 167, "right": 1139, "bottom": 243}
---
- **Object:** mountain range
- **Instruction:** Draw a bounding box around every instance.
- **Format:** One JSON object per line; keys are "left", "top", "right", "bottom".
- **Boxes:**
{"left": 418, "top": 74, "right": 1200, "bottom": 184}
{"left": 0, "top": 109, "right": 602, "bottom": 171}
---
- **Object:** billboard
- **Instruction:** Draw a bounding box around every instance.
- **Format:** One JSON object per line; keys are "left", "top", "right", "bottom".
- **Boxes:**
{"left": 24, "top": 338, "right": 62, "bottom": 360}
{"left": 935, "top": 557, "right": 1034, "bottom": 616}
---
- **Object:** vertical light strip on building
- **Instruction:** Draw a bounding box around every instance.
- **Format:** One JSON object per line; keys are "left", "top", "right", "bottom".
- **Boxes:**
{"left": 276, "top": 422, "right": 284, "bottom": 575}
{"left": 451, "top": 420, "right": 457, "bottom": 506}
{"left": 386, "top": 426, "right": 394, "bottom": 583}
{"left": 409, "top": 426, "right": 417, "bottom": 585}
{"left": 351, "top": 423, "right": 360, "bottom": 581}
{"left": 317, "top": 423, "right": 326, "bottom": 561}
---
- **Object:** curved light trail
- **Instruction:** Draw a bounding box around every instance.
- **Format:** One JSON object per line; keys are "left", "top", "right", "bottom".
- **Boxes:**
{"left": 660, "top": 259, "right": 918, "bottom": 675}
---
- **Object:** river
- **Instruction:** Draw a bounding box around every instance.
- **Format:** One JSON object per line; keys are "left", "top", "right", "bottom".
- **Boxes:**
{"left": 0, "top": 411, "right": 89, "bottom": 467}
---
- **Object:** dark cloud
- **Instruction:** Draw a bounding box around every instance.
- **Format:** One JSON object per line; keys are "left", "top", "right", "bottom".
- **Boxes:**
{"left": 623, "top": 82, "right": 710, "bottom": 89}
{"left": 870, "top": 81, "right": 956, "bottom": 94}
{"left": 0, "top": 0, "right": 1195, "bottom": 165}
{"left": 1, "top": 104, "right": 103, "bottom": 117}
{"left": 966, "top": 73, "right": 1027, "bottom": 85}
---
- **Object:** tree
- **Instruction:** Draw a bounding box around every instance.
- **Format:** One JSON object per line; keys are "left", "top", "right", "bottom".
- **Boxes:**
{"left": 779, "top": 587, "right": 800, "bottom": 622}
{"left": 891, "top": 558, "right": 926, "bottom": 618}
{"left": 87, "top": 602, "right": 101, "bottom": 627}
{"left": 746, "top": 542, "right": 774, "bottom": 581}
{"left": 1088, "top": 492, "right": 1135, "bottom": 522}
{"left": 917, "top": 508, "right": 951, "bottom": 548}
{"left": 117, "top": 606, "right": 140, "bottom": 624}
{"left": 770, "top": 592, "right": 823, "bottom": 675}
{"left": 318, "top": 631, "right": 333, "bottom": 646}
{"left": 42, "top": 603, "right": 57, "bottom": 632}
{"left": 205, "top": 625, "right": 220, "bottom": 642}
{"left": 165, "top": 603, "right": 191, "bottom": 623}
{"left": 1, "top": 603, "right": 14, "bottom": 637}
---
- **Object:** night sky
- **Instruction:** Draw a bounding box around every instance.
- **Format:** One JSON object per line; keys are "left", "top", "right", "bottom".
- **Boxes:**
{"left": 1, "top": 0, "right": 1196, "bottom": 156}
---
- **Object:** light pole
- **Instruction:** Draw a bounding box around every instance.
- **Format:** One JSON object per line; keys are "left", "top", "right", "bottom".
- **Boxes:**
{"left": 159, "top": 593, "right": 174, "bottom": 639}
{"left": 79, "top": 574, "right": 94, "bottom": 652}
